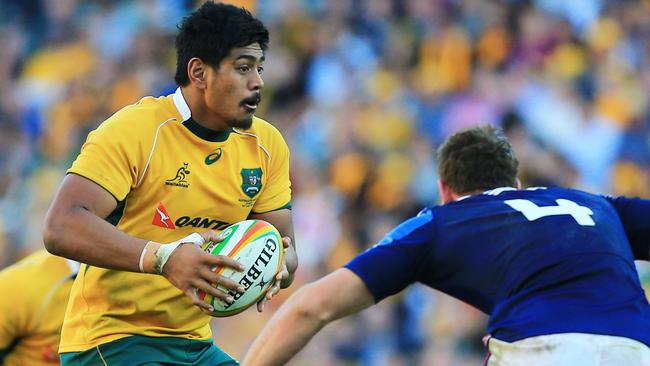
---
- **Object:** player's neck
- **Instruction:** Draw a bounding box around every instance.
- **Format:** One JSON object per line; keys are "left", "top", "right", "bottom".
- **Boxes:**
{"left": 181, "top": 86, "right": 229, "bottom": 132}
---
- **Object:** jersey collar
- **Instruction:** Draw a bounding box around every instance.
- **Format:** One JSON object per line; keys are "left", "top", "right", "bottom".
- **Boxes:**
{"left": 66, "top": 259, "right": 80, "bottom": 276}
{"left": 173, "top": 87, "right": 233, "bottom": 142}
{"left": 173, "top": 87, "right": 191, "bottom": 122}
{"left": 455, "top": 186, "right": 519, "bottom": 202}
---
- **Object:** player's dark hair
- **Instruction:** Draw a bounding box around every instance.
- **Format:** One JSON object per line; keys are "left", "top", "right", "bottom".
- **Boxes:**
{"left": 174, "top": 1, "right": 269, "bottom": 86}
{"left": 437, "top": 125, "right": 518, "bottom": 194}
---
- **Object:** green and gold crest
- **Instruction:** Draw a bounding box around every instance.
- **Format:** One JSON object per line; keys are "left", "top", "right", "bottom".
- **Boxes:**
{"left": 241, "top": 168, "right": 263, "bottom": 198}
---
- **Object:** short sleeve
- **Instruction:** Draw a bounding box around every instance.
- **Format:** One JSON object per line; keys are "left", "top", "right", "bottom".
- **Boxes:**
{"left": 252, "top": 127, "right": 291, "bottom": 213}
{"left": 67, "top": 111, "right": 146, "bottom": 201}
{"left": 344, "top": 208, "right": 435, "bottom": 302}
{"left": 604, "top": 195, "right": 650, "bottom": 261}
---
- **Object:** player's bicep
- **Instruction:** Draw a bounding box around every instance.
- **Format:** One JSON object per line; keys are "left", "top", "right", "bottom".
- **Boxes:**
{"left": 305, "top": 268, "right": 375, "bottom": 321}
{"left": 344, "top": 209, "right": 435, "bottom": 302}
{"left": 49, "top": 174, "right": 118, "bottom": 220}
{"left": 605, "top": 195, "right": 650, "bottom": 261}
{"left": 44, "top": 174, "right": 119, "bottom": 254}
{"left": 344, "top": 243, "right": 420, "bottom": 303}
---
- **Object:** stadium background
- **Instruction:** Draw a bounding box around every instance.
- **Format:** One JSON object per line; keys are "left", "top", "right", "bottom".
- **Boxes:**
{"left": 0, "top": 0, "right": 649, "bottom": 365}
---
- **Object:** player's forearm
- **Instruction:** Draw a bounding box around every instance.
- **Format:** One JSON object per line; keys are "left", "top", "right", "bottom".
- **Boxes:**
{"left": 281, "top": 244, "right": 298, "bottom": 288}
{"left": 245, "top": 270, "right": 376, "bottom": 365}
{"left": 243, "top": 289, "right": 325, "bottom": 366}
{"left": 43, "top": 205, "right": 147, "bottom": 272}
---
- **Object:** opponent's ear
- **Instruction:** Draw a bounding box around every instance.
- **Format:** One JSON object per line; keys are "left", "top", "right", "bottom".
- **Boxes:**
{"left": 438, "top": 179, "right": 456, "bottom": 204}
{"left": 187, "top": 57, "right": 207, "bottom": 89}
{"left": 515, "top": 178, "right": 522, "bottom": 189}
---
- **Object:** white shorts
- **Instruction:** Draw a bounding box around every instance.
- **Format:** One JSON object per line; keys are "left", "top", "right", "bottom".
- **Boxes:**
{"left": 486, "top": 333, "right": 650, "bottom": 366}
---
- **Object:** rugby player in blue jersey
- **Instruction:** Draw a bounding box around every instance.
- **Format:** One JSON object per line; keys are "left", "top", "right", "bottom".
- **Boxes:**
{"left": 243, "top": 125, "right": 650, "bottom": 366}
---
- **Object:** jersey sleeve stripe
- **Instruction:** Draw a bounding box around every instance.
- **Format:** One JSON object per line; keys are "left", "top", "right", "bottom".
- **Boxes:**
{"left": 251, "top": 201, "right": 292, "bottom": 214}
{"left": 136, "top": 118, "right": 176, "bottom": 187}
{"left": 66, "top": 172, "right": 121, "bottom": 202}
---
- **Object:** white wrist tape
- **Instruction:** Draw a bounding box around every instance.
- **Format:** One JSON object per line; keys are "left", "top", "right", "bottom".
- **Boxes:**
{"left": 153, "top": 233, "right": 205, "bottom": 274}
{"left": 138, "top": 245, "right": 148, "bottom": 273}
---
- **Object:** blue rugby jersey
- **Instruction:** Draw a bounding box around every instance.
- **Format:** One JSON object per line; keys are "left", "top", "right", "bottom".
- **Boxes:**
{"left": 345, "top": 187, "right": 650, "bottom": 346}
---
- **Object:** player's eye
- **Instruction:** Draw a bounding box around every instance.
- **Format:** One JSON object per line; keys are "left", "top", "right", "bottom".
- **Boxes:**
{"left": 238, "top": 65, "right": 251, "bottom": 73}
{"left": 257, "top": 66, "right": 264, "bottom": 75}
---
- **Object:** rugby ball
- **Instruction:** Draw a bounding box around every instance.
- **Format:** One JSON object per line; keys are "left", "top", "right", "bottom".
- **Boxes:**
{"left": 199, "top": 219, "right": 284, "bottom": 317}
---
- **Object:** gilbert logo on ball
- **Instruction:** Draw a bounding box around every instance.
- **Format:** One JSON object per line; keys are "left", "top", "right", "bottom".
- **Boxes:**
{"left": 199, "top": 219, "right": 283, "bottom": 317}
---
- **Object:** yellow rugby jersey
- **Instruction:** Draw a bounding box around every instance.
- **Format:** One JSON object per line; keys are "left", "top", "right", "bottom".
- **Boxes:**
{"left": 0, "top": 250, "right": 78, "bottom": 365}
{"left": 60, "top": 88, "right": 291, "bottom": 352}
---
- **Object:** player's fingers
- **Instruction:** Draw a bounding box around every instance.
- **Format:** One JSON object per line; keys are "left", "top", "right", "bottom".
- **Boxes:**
{"left": 185, "top": 287, "right": 216, "bottom": 312}
{"left": 257, "top": 297, "right": 268, "bottom": 312}
{"left": 281, "top": 236, "right": 291, "bottom": 249}
{"left": 200, "top": 230, "right": 224, "bottom": 244}
{"left": 265, "top": 280, "right": 281, "bottom": 300}
{"left": 276, "top": 264, "right": 289, "bottom": 281}
{"left": 192, "top": 278, "right": 234, "bottom": 305}
{"left": 200, "top": 268, "right": 245, "bottom": 293}
{"left": 206, "top": 254, "right": 245, "bottom": 272}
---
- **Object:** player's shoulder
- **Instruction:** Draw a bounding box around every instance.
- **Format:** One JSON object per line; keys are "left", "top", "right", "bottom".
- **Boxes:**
{"left": 96, "top": 94, "right": 179, "bottom": 135}
{"left": 379, "top": 207, "right": 436, "bottom": 245}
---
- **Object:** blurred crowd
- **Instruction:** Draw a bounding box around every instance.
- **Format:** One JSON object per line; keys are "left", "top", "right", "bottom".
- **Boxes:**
{"left": 1, "top": 0, "right": 649, "bottom": 365}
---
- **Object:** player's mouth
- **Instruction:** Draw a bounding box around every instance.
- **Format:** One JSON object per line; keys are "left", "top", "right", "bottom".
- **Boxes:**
{"left": 241, "top": 94, "right": 261, "bottom": 113}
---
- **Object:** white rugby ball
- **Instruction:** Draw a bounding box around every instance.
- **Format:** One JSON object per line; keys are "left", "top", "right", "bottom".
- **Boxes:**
{"left": 199, "top": 219, "right": 283, "bottom": 317}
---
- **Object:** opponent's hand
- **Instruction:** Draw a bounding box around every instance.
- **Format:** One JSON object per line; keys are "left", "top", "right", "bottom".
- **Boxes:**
{"left": 257, "top": 237, "right": 291, "bottom": 312}
{"left": 162, "top": 231, "right": 245, "bottom": 312}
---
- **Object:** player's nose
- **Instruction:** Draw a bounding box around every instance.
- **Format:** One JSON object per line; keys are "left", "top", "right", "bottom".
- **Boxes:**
{"left": 249, "top": 70, "right": 263, "bottom": 91}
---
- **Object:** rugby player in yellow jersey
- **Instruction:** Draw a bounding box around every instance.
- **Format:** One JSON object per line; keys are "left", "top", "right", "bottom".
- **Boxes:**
{"left": 0, "top": 250, "right": 79, "bottom": 366}
{"left": 42, "top": 2, "right": 297, "bottom": 365}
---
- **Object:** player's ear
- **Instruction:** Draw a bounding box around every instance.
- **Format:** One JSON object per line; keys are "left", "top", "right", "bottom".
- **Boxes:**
{"left": 438, "top": 179, "right": 455, "bottom": 204}
{"left": 187, "top": 57, "right": 207, "bottom": 89}
{"left": 515, "top": 178, "right": 522, "bottom": 189}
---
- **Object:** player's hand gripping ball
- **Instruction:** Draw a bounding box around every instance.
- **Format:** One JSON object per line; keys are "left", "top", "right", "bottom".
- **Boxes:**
{"left": 199, "top": 220, "right": 284, "bottom": 317}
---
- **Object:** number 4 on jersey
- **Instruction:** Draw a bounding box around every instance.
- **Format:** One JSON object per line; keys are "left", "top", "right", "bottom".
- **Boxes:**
{"left": 505, "top": 199, "right": 595, "bottom": 226}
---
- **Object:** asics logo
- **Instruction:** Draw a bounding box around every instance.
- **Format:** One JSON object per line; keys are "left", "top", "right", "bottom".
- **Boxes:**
{"left": 205, "top": 148, "right": 223, "bottom": 165}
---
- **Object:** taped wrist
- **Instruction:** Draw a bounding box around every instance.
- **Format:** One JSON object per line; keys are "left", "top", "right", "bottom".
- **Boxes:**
{"left": 140, "top": 233, "right": 205, "bottom": 274}
{"left": 139, "top": 241, "right": 161, "bottom": 274}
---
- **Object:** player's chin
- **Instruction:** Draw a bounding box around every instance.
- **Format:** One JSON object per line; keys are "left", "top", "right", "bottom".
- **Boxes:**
{"left": 230, "top": 115, "right": 254, "bottom": 130}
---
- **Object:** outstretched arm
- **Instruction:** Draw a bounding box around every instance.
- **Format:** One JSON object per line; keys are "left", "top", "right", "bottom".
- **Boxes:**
{"left": 242, "top": 268, "right": 375, "bottom": 366}
{"left": 244, "top": 207, "right": 435, "bottom": 364}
